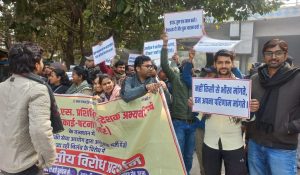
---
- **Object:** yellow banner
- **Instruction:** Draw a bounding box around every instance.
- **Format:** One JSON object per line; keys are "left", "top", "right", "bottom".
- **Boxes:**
{"left": 45, "top": 92, "right": 186, "bottom": 175}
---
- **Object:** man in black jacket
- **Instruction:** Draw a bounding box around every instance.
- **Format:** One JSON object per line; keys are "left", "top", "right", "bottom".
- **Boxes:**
{"left": 248, "top": 38, "right": 300, "bottom": 175}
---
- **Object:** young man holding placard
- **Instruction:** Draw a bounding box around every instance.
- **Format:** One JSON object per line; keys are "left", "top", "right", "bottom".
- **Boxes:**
{"left": 187, "top": 49, "right": 259, "bottom": 175}
{"left": 161, "top": 33, "right": 197, "bottom": 175}
{"left": 201, "top": 50, "right": 249, "bottom": 175}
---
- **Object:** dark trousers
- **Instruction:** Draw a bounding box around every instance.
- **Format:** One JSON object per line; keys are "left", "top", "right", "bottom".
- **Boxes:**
{"left": 1, "top": 165, "right": 43, "bottom": 175}
{"left": 203, "top": 143, "right": 247, "bottom": 175}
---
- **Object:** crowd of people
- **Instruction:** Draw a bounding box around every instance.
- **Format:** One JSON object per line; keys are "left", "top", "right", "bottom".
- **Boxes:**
{"left": 0, "top": 34, "right": 300, "bottom": 175}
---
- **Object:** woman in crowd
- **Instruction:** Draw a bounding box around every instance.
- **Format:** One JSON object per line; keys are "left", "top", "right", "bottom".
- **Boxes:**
{"left": 48, "top": 68, "right": 70, "bottom": 94}
{"left": 65, "top": 66, "right": 92, "bottom": 95}
{"left": 92, "top": 74, "right": 104, "bottom": 103}
{"left": 92, "top": 74, "right": 103, "bottom": 96}
{"left": 97, "top": 74, "right": 121, "bottom": 102}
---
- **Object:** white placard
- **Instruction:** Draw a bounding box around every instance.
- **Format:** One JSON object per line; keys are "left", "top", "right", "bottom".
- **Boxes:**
{"left": 193, "top": 36, "right": 241, "bottom": 53}
{"left": 192, "top": 78, "right": 251, "bottom": 118}
{"left": 66, "top": 71, "right": 73, "bottom": 80}
{"left": 128, "top": 54, "right": 141, "bottom": 66}
{"left": 105, "top": 58, "right": 112, "bottom": 66}
{"left": 92, "top": 36, "right": 116, "bottom": 65}
{"left": 143, "top": 39, "right": 176, "bottom": 60}
{"left": 164, "top": 10, "right": 204, "bottom": 39}
{"left": 69, "top": 65, "right": 76, "bottom": 71}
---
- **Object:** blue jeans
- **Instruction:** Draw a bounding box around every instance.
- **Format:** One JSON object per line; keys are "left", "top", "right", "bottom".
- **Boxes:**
{"left": 248, "top": 139, "right": 297, "bottom": 175}
{"left": 172, "top": 119, "right": 196, "bottom": 175}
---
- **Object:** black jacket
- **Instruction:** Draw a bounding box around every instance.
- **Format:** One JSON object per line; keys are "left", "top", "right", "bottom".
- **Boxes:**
{"left": 248, "top": 65, "right": 300, "bottom": 150}
{"left": 51, "top": 84, "right": 69, "bottom": 94}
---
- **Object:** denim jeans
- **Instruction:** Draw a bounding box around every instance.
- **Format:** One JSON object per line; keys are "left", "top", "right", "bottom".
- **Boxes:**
{"left": 172, "top": 119, "right": 196, "bottom": 175}
{"left": 297, "top": 134, "right": 300, "bottom": 168}
{"left": 248, "top": 139, "right": 297, "bottom": 175}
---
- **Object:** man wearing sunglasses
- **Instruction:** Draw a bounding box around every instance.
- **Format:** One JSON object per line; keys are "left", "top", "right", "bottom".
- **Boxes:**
{"left": 247, "top": 38, "right": 300, "bottom": 175}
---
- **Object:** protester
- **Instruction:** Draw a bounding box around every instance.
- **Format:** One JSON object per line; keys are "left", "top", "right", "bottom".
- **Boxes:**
{"left": 201, "top": 50, "right": 249, "bottom": 175}
{"left": 42, "top": 63, "right": 52, "bottom": 80}
{"left": 85, "top": 54, "right": 95, "bottom": 69}
{"left": 231, "top": 66, "right": 244, "bottom": 79}
{"left": 66, "top": 66, "right": 93, "bottom": 95}
{"left": 170, "top": 50, "right": 182, "bottom": 69}
{"left": 125, "top": 64, "right": 135, "bottom": 76}
{"left": 181, "top": 51, "right": 208, "bottom": 175}
{"left": 97, "top": 74, "right": 121, "bottom": 102}
{"left": 0, "top": 42, "right": 57, "bottom": 174}
{"left": 244, "top": 62, "right": 264, "bottom": 79}
{"left": 150, "top": 63, "right": 158, "bottom": 77}
{"left": 50, "top": 62, "right": 68, "bottom": 72}
{"left": 158, "top": 68, "right": 172, "bottom": 94}
{"left": 161, "top": 33, "right": 196, "bottom": 175}
{"left": 100, "top": 59, "right": 126, "bottom": 86}
{"left": 247, "top": 38, "right": 300, "bottom": 175}
{"left": 92, "top": 74, "right": 103, "bottom": 96}
{"left": 114, "top": 60, "right": 126, "bottom": 76}
{"left": 48, "top": 68, "right": 70, "bottom": 94}
{"left": 150, "top": 63, "right": 172, "bottom": 115}
{"left": 120, "top": 55, "right": 160, "bottom": 102}
{"left": 85, "top": 55, "right": 101, "bottom": 84}
{"left": 187, "top": 49, "right": 259, "bottom": 175}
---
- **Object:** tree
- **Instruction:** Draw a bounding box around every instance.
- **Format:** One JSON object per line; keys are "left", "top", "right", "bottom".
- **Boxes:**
{"left": 0, "top": 0, "right": 281, "bottom": 67}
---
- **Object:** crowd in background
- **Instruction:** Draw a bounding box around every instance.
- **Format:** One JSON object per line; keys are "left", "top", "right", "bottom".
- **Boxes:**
{"left": 1, "top": 36, "right": 300, "bottom": 175}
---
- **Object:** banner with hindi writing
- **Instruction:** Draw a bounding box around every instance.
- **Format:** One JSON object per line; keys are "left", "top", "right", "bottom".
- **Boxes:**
{"left": 164, "top": 10, "right": 204, "bottom": 39}
{"left": 192, "top": 78, "right": 251, "bottom": 118}
{"left": 44, "top": 93, "right": 186, "bottom": 175}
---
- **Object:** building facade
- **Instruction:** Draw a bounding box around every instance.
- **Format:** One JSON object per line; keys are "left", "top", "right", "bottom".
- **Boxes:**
{"left": 204, "top": 5, "right": 300, "bottom": 73}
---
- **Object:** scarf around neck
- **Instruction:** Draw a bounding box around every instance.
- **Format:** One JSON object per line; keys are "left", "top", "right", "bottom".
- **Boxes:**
{"left": 256, "top": 62, "right": 300, "bottom": 133}
{"left": 22, "top": 73, "right": 64, "bottom": 133}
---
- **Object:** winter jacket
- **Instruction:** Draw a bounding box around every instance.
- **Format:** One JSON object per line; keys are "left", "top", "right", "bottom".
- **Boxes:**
{"left": 248, "top": 66, "right": 300, "bottom": 149}
{"left": 161, "top": 48, "right": 193, "bottom": 120}
{"left": 65, "top": 80, "right": 92, "bottom": 95}
{"left": 120, "top": 74, "right": 156, "bottom": 103}
{"left": 0, "top": 74, "right": 56, "bottom": 173}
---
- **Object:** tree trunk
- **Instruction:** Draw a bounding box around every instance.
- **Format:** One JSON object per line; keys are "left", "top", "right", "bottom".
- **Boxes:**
{"left": 79, "top": 10, "right": 86, "bottom": 66}
{"left": 62, "top": 1, "right": 81, "bottom": 69}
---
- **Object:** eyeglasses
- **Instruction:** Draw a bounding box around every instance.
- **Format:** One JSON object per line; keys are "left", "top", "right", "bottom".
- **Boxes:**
{"left": 264, "top": 50, "right": 285, "bottom": 57}
{"left": 141, "top": 65, "right": 154, "bottom": 70}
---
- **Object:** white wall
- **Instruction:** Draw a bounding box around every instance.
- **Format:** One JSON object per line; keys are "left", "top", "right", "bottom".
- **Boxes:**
{"left": 255, "top": 16, "right": 300, "bottom": 37}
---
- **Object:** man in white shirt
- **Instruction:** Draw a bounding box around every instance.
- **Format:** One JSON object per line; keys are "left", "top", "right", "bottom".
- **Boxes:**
{"left": 200, "top": 50, "right": 259, "bottom": 175}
